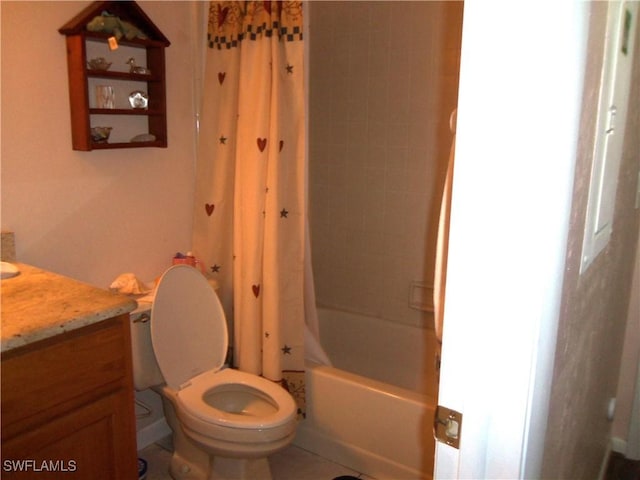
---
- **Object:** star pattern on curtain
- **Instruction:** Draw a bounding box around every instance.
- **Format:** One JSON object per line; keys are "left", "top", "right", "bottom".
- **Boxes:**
{"left": 195, "top": 0, "right": 307, "bottom": 419}
{"left": 281, "top": 372, "right": 306, "bottom": 418}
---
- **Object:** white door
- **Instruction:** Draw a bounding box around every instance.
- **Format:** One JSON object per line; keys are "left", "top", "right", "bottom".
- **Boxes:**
{"left": 434, "top": 1, "right": 590, "bottom": 478}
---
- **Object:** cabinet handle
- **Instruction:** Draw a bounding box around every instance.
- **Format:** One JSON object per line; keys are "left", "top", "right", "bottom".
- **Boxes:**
{"left": 133, "top": 313, "right": 150, "bottom": 324}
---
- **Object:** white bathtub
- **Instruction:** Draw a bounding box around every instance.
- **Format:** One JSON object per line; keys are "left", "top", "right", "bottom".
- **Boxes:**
{"left": 294, "top": 308, "right": 439, "bottom": 480}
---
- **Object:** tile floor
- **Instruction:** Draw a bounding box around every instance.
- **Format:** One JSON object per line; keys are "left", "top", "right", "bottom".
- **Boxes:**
{"left": 139, "top": 442, "right": 376, "bottom": 480}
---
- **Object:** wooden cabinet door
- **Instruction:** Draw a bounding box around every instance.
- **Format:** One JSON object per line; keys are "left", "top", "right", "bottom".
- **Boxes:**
{"left": 2, "top": 391, "right": 136, "bottom": 479}
{"left": 1, "top": 316, "right": 137, "bottom": 479}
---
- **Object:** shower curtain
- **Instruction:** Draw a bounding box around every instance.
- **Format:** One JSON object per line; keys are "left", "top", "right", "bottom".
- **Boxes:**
{"left": 192, "top": 0, "right": 306, "bottom": 415}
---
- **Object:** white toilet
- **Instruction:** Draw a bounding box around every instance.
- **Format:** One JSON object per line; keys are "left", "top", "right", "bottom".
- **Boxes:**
{"left": 131, "top": 265, "right": 298, "bottom": 480}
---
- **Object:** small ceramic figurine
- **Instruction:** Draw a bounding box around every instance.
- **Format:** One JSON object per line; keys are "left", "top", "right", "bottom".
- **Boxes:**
{"left": 87, "top": 57, "right": 112, "bottom": 71}
{"left": 126, "top": 58, "right": 150, "bottom": 75}
{"left": 90, "top": 126, "right": 112, "bottom": 143}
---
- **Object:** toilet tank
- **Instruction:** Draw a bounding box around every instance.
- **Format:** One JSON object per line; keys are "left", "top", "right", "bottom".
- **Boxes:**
{"left": 130, "top": 303, "right": 165, "bottom": 390}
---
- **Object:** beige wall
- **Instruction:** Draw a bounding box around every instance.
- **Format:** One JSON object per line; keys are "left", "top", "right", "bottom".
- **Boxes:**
{"left": 308, "top": 1, "right": 462, "bottom": 328}
{"left": 1, "top": 1, "right": 197, "bottom": 287}
{"left": 542, "top": 2, "right": 640, "bottom": 477}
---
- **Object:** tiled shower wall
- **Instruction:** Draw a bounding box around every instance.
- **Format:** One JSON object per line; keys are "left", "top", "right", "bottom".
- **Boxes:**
{"left": 308, "top": 1, "right": 463, "bottom": 327}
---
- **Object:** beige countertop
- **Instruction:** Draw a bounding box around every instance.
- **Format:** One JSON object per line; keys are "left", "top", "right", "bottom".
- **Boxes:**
{"left": 1, "top": 263, "right": 137, "bottom": 353}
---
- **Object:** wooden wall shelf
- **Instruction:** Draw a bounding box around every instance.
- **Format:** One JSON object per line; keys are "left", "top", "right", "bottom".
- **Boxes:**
{"left": 59, "top": 1, "right": 170, "bottom": 151}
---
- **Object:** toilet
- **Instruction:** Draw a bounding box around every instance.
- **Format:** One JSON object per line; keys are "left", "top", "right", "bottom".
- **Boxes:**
{"left": 130, "top": 265, "right": 298, "bottom": 480}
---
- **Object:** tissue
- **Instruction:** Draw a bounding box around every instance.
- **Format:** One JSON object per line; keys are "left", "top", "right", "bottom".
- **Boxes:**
{"left": 110, "top": 273, "right": 151, "bottom": 295}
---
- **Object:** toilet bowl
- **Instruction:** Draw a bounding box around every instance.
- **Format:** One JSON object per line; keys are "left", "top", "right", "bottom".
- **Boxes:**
{"left": 133, "top": 265, "right": 297, "bottom": 480}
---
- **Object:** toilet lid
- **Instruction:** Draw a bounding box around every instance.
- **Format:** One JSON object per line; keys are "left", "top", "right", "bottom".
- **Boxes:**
{"left": 151, "top": 265, "right": 228, "bottom": 390}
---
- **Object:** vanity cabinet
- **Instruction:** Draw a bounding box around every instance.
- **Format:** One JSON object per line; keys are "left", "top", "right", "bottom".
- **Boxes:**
{"left": 1, "top": 315, "right": 137, "bottom": 479}
{"left": 59, "top": 1, "right": 170, "bottom": 151}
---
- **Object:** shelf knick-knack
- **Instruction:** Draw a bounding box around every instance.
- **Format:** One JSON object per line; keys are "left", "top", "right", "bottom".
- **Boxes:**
{"left": 126, "top": 57, "right": 150, "bottom": 75}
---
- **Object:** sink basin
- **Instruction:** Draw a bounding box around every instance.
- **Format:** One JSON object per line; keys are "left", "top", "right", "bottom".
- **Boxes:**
{"left": 1, "top": 261, "right": 20, "bottom": 279}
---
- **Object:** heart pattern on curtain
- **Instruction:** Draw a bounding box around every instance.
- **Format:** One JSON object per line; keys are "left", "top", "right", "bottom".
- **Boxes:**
{"left": 192, "top": 0, "right": 306, "bottom": 418}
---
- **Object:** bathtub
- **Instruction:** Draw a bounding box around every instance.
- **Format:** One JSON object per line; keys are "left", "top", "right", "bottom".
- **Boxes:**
{"left": 294, "top": 308, "right": 439, "bottom": 480}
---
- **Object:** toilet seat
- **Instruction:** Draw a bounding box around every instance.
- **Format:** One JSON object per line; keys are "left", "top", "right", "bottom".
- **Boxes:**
{"left": 151, "top": 265, "right": 296, "bottom": 431}
{"left": 176, "top": 369, "right": 296, "bottom": 430}
{"left": 145, "top": 265, "right": 298, "bottom": 477}
{"left": 151, "top": 265, "right": 228, "bottom": 390}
